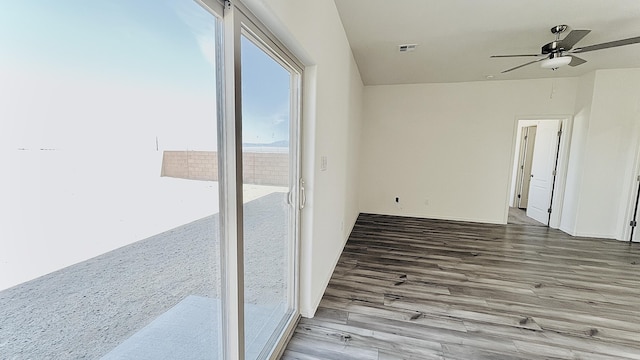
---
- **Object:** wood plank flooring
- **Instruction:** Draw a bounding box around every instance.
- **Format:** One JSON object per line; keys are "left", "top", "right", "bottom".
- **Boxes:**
{"left": 282, "top": 213, "right": 640, "bottom": 360}
{"left": 507, "top": 207, "right": 547, "bottom": 227}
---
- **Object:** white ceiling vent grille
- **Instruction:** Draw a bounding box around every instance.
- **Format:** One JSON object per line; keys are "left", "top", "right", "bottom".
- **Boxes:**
{"left": 398, "top": 44, "right": 418, "bottom": 52}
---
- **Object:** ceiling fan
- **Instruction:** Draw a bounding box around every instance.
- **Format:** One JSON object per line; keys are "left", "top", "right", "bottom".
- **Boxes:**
{"left": 491, "top": 25, "right": 640, "bottom": 73}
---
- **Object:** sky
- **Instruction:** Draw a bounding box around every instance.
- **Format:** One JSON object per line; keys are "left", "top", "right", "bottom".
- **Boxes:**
{"left": 241, "top": 35, "right": 291, "bottom": 144}
{"left": 0, "top": 0, "right": 291, "bottom": 150}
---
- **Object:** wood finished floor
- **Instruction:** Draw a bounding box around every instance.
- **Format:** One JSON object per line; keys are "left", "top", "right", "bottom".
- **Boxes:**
{"left": 507, "top": 207, "right": 547, "bottom": 227}
{"left": 282, "top": 213, "right": 640, "bottom": 360}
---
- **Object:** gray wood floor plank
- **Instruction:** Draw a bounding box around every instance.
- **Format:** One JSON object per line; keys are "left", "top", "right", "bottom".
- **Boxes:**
{"left": 377, "top": 349, "right": 445, "bottom": 360}
{"left": 318, "top": 296, "right": 470, "bottom": 333}
{"left": 281, "top": 213, "right": 640, "bottom": 359}
{"left": 286, "top": 334, "right": 378, "bottom": 360}
{"left": 281, "top": 350, "right": 329, "bottom": 360}
{"left": 294, "top": 318, "right": 444, "bottom": 357}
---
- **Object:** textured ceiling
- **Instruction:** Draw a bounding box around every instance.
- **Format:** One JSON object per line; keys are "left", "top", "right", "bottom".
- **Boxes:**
{"left": 333, "top": 0, "right": 640, "bottom": 85}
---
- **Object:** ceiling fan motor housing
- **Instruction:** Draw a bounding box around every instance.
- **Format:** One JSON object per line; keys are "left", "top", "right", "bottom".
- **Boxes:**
{"left": 542, "top": 41, "right": 570, "bottom": 54}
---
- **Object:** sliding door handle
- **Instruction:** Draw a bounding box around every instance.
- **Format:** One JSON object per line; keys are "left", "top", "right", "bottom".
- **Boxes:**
{"left": 300, "top": 179, "right": 306, "bottom": 210}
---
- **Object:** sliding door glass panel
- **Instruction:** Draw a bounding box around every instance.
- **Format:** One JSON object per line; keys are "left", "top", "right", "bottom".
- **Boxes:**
{"left": 240, "top": 33, "right": 297, "bottom": 359}
{"left": 0, "top": 1, "right": 223, "bottom": 358}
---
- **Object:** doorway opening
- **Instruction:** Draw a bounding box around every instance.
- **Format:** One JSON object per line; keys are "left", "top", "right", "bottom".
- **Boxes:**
{"left": 508, "top": 118, "right": 569, "bottom": 228}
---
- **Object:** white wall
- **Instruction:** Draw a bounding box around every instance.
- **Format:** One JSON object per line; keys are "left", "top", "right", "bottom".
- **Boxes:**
{"left": 568, "top": 69, "right": 640, "bottom": 239}
{"left": 243, "top": 0, "right": 363, "bottom": 317}
{"left": 560, "top": 72, "right": 595, "bottom": 235}
{"left": 360, "top": 78, "right": 577, "bottom": 224}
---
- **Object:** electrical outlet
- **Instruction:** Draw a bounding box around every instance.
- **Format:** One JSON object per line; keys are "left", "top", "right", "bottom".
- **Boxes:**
{"left": 394, "top": 196, "right": 402, "bottom": 210}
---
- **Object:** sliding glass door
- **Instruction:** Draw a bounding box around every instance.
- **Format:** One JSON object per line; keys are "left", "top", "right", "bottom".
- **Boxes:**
{"left": 240, "top": 30, "right": 301, "bottom": 359}
{"left": 218, "top": 1, "right": 303, "bottom": 358}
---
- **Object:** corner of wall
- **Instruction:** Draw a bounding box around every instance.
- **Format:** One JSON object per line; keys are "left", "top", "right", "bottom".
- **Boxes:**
{"left": 301, "top": 215, "right": 357, "bottom": 318}
{"left": 558, "top": 71, "right": 595, "bottom": 233}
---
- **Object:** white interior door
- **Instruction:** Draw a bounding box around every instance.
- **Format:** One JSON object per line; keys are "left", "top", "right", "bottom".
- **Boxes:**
{"left": 526, "top": 120, "right": 560, "bottom": 225}
{"left": 518, "top": 126, "right": 537, "bottom": 209}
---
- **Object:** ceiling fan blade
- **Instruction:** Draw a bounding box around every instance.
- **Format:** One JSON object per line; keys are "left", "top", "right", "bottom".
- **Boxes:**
{"left": 491, "top": 54, "right": 540, "bottom": 58}
{"left": 501, "top": 57, "right": 547, "bottom": 73}
{"left": 575, "top": 36, "right": 640, "bottom": 53}
{"left": 568, "top": 55, "right": 587, "bottom": 67}
{"left": 558, "top": 29, "right": 591, "bottom": 49}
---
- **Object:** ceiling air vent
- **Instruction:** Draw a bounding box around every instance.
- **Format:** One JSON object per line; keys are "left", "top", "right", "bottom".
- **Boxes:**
{"left": 398, "top": 44, "right": 418, "bottom": 52}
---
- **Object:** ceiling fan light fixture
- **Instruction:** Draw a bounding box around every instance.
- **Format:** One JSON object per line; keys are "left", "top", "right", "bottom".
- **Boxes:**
{"left": 540, "top": 56, "right": 571, "bottom": 69}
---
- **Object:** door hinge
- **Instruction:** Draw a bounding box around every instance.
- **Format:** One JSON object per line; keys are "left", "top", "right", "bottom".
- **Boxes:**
{"left": 631, "top": 221, "right": 638, "bottom": 227}
{"left": 524, "top": 135, "right": 528, "bottom": 140}
{"left": 637, "top": 175, "right": 640, "bottom": 182}
{"left": 547, "top": 208, "right": 552, "bottom": 214}
{"left": 552, "top": 170, "right": 557, "bottom": 176}
{"left": 517, "top": 194, "right": 521, "bottom": 199}
{"left": 557, "top": 130, "right": 562, "bottom": 137}
{"left": 520, "top": 165, "right": 524, "bottom": 170}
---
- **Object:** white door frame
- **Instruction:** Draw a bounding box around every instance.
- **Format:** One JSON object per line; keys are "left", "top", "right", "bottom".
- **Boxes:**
{"left": 506, "top": 115, "right": 573, "bottom": 228}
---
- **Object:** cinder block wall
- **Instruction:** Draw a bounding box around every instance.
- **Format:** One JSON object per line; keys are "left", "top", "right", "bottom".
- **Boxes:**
{"left": 161, "top": 151, "right": 217, "bottom": 181}
{"left": 161, "top": 150, "right": 288, "bottom": 186}
{"left": 242, "top": 152, "right": 289, "bottom": 186}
